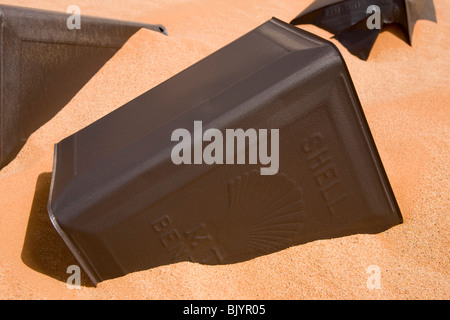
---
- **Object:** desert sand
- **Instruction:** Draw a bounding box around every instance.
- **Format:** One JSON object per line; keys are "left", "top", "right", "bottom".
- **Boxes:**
{"left": 0, "top": 0, "right": 448, "bottom": 299}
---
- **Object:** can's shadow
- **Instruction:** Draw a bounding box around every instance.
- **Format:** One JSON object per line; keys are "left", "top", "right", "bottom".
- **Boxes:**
{"left": 21, "top": 172, "right": 94, "bottom": 287}
{"left": 380, "top": 23, "right": 408, "bottom": 43}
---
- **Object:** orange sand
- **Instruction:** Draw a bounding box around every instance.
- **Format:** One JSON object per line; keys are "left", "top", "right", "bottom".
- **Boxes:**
{"left": 0, "top": 0, "right": 448, "bottom": 299}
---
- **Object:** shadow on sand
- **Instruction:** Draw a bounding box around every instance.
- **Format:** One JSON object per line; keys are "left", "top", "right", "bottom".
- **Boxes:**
{"left": 21, "top": 172, "right": 94, "bottom": 287}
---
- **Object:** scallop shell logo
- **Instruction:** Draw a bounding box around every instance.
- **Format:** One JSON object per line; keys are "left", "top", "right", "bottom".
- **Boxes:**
{"left": 226, "top": 170, "right": 304, "bottom": 255}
